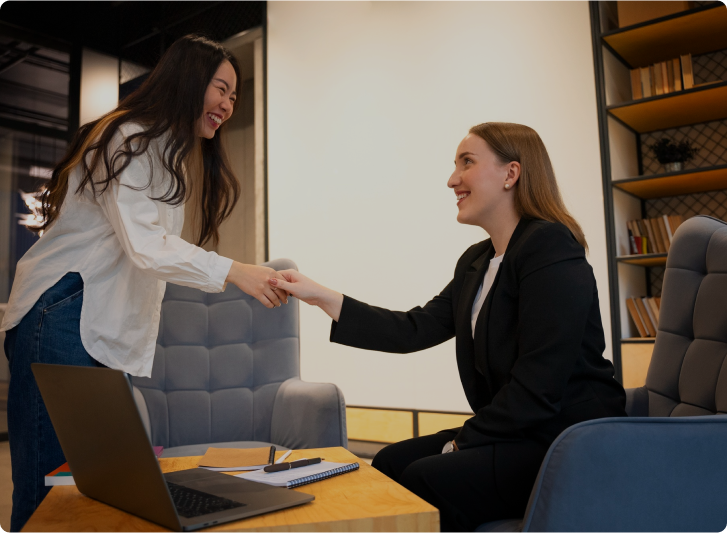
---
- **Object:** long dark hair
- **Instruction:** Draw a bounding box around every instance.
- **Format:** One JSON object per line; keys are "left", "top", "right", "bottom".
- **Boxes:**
{"left": 35, "top": 34, "right": 241, "bottom": 247}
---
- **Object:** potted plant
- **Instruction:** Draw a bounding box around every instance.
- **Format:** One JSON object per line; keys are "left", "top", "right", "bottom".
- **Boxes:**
{"left": 648, "top": 138, "right": 699, "bottom": 172}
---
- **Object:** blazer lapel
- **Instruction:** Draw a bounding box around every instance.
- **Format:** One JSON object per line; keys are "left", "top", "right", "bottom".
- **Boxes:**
{"left": 457, "top": 243, "right": 494, "bottom": 330}
{"left": 472, "top": 218, "right": 532, "bottom": 379}
{"left": 455, "top": 242, "right": 494, "bottom": 405}
{"left": 472, "top": 263, "right": 503, "bottom": 379}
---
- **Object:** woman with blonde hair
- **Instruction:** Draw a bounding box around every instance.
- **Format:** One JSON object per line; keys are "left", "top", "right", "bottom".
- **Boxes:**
{"left": 2, "top": 34, "right": 288, "bottom": 531}
{"left": 270, "top": 122, "right": 626, "bottom": 531}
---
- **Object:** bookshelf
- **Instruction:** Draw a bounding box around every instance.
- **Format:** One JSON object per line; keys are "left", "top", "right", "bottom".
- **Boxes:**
{"left": 607, "top": 82, "right": 727, "bottom": 132}
{"left": 602, "top": 5, "right": 727, "bottom": 66}
{"left": 614, "top": 165, "right": 727, "bottom": 199}
{"left": 616, "top": 253, "right": 667, "bottom": 267}
{"left": 590, "top": 1, "right": 727, "bottom": 387}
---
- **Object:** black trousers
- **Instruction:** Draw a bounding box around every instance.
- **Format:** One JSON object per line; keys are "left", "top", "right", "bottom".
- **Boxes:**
{"left": 371, "top": 430, "right": 547, "bottom": 532}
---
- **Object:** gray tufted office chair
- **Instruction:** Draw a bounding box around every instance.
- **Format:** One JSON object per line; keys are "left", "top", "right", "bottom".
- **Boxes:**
{"left": 479, "top": 215, "right": 727, "bottom": 532}
{"left": 131, "top": 258, "right": 347, "bottom": 458}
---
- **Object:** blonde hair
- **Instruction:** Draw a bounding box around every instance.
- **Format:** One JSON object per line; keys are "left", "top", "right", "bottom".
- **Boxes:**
{"left": 469, "top": 122, "right": 588, "bottom": 251}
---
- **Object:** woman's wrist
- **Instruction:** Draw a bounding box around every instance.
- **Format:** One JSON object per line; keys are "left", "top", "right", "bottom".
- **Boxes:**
{"left": 316, "top": 289, "right": 344, "bottom": 322}
{"left": 225, "top": 261, "right": 245, "bottom": 285}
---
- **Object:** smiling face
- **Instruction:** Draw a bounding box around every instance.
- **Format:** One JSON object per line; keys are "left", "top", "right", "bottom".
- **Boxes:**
{"left": 196, "top": 59, "right": 237, "bottom": 139}
{"left": 447, "top": 133, "right": 520, "bottom": 228}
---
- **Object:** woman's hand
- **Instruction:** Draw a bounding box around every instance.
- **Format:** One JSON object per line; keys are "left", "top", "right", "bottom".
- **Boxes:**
{"left": 226, "top": 262, "right": 289, "bottom": 309}
{"left": 269, "top": 270, "right": 344, "bottom": 321}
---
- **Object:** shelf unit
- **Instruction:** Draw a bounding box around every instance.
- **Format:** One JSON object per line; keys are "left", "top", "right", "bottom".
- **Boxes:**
{"left": 590, "top": 1, "right": 727, "bottom": 386}
{"left": 614, "top": 165, "right": 727, "bottom": 199}
{"left": 602, "top": 5, "right": 727, "bottom": 66}
{"left": 607, "top": 82, "right": 727, "bottom": 132}
{"left": 616, "top": 253, "right": 668, "bottom": 267}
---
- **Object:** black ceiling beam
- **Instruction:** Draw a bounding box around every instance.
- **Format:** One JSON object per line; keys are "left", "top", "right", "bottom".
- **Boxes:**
{"left": 0, "top": 21, "right": 71, "bottom": 53}
{"left": 24, "top": 53, "right": 70, "bottom": 74}
{"left": 0, "top": 40, "right": 21, "bottom": 59}
{"left": 0, "top": 78, "right": 68, "bottom": 104}
{"left": 119, "top": 1, "right": 224, "bottom": 51}
{"left": 0, "top": 116, "right": 68, "bottom": 140}
{"left": 1, "top": 2, "right": 264, "bottom": 64}
{"left": 0, "top": 46, "right": 40, "bottom": 75}
{"left": 0, "top": 104, "right": 67, "bottom": 127}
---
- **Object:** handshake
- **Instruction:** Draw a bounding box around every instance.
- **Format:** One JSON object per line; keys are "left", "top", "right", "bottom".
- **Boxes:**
{"left": 225, "top": 262, "right": 344, "bottom": 321}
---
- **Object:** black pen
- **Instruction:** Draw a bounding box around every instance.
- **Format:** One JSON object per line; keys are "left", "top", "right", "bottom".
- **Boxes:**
{"left": 263, "top": 457, "right": 322, "bottom": 473}
{"left": 268, "top": 446, "right": 276, "bottom": 465}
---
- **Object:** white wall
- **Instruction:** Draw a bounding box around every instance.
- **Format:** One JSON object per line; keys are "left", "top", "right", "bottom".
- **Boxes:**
{"left": 80, "top": 48, "right": 119, "bottom": 126}
{"left": 267, "top": 1, "right": 609, "bottom": 412}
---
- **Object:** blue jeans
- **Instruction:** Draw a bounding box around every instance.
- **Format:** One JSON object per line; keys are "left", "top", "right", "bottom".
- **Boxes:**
{"left": 4, "top": 272, "right": 105, "bottom": 532}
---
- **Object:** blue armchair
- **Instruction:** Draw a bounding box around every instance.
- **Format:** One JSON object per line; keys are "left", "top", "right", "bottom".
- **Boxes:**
{"left": 131, "top": 258, "right": 348, "bottom": 458}
{"left": 480, "top": 216, "right": 727, "bottom": 532}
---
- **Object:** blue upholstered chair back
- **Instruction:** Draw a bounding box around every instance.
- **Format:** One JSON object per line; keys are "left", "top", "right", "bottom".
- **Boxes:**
{"left": 131, "top": 259, "right": 301, "bottom": 449}
{"left": 644, "top": 215, "right": 727, "bottom": 417}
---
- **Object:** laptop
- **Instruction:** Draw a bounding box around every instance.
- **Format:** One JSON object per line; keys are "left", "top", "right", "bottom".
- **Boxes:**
{"left": 31, "top": 363, "right": 314, "bottom": 531}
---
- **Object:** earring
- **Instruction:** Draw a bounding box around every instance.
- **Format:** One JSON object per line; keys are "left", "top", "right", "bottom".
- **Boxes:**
{"left": 505, "top": 184, "right": 510, "bottom": 189}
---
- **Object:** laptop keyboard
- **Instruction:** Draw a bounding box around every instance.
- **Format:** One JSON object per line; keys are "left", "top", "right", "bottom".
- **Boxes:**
{"left": 167, "top": 481, "right": 245, "bottom": 519}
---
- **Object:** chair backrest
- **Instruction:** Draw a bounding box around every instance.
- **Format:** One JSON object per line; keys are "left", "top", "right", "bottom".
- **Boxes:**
{"left": 131, "top": 259, "right": 300, "bottom": 448}
{"left": 645, "top": 216, "right": 727, "bottom": 417}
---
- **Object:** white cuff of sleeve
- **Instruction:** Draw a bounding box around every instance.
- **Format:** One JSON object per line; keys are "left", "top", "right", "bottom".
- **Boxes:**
{"left": 208, "top": 255, "right": 234, "bottom": 293}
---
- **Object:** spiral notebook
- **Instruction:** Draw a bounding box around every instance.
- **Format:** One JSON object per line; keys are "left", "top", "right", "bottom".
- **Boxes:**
{"left": 236, "top": 460, "right": 359, "bottom": 489}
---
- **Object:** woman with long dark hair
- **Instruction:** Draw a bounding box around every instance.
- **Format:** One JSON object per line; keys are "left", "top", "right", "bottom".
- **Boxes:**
{"left": 1, "top": 35, "right": 287, "bottom": 531}
{"left": 269, "top": 122, "right": 627, "bottom": 531}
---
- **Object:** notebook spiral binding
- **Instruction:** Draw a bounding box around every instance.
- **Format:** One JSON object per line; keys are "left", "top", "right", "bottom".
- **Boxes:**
{"left": 286, "top": 462, "right": 360, "bottom": 489}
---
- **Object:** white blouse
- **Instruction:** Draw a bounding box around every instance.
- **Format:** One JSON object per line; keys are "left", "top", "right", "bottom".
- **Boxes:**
{"left": 0, "top": 123, "right": 233, "bottom": 377}
{"left": 471, "top": 253, "right": 504, "bottom": 338}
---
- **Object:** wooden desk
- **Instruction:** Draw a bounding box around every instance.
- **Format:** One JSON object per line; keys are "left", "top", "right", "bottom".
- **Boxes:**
{"left": 24, "top": 447, "right": 439, "bottom": 532}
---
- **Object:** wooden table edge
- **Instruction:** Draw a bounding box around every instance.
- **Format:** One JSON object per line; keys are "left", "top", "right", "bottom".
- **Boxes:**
{"left": 23, "top": 447, "right": 440, "bottom": 532}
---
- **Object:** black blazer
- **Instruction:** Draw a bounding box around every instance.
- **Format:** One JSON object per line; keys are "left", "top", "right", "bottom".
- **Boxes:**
{"left": 330, "top": 217, "right": 626, "bottom": 450}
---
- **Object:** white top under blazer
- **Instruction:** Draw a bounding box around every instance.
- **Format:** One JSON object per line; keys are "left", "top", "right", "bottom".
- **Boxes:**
{"left": 0, "top": 123, "right": 233, "bottom": 377}
{"left": 471, "top": 253, "right": 504, "bottom": 338}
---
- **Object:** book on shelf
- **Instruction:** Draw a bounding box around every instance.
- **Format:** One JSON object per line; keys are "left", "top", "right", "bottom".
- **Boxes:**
{"left": 626, "top": 296, "right": 661, "bottom": 339}
{"left": 653, "top": 63, "right": 663, "bottom": 96}
{"left": 635, "top": 298, "right": 657, "bottom": 337}
{"left": 630, "top": 69, "right": 643, "bottom": 100}
{"left": 681, "top": 53, "right": 694, "bottom": 90}
{"left": 630, "top": 54, "right": 692, "bottom": 101}
{"left": 647, "top": 297, "right": 660, "bottom": 326}
{"left": 626, "top": 215, "right": 684, "bottom": 255}
{"left": 657, "top": 217, "right": 671, "bottom": 253}
{"left": 647, "top": 218, "right": 664, "bottom": 253}
{"left": 640, "top": 67, "right": 652, "bottom": 98}
{"left": 643, "top": 218, "right": 659, "bottom": 253}
{"left": 672, "top": 58, "right": 682, "bottom": 91}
